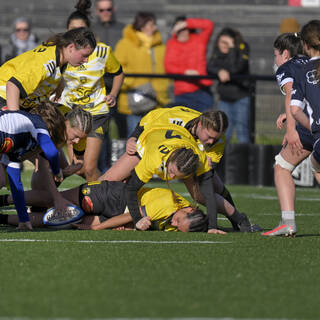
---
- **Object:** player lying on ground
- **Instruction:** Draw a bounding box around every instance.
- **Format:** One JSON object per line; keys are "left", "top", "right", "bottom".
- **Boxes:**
{"left": 101, "top": 107, "right": 237, "bottom": 214}
{"left": 0, "top": 181, "right": 208, "bottom": 232}
{"left": 0, "top": 179, "right": 260, "bottom": 233}
{"left": 101, "top": 118, "right": 258, "bottom": 233}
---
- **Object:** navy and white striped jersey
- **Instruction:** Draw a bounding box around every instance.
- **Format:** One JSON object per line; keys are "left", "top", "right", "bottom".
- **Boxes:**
{"left": 276, "top": 56, "right": 310, "bottom": 134}
{"left": 0, "top": 110, "right": 57, "bottom": 169}
{"left": 0, "top": 110, "right": 61, "bottom": 223}
{"left": 291, "top": 57, "right": 320, "bottom": 135}
{"left": 276, "top": 56, "right": 309, "bottom": 95}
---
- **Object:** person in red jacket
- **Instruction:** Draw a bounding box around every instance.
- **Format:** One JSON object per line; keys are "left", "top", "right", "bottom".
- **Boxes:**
{"left": 164, "top": 16, "right": 214, "bottom": 112}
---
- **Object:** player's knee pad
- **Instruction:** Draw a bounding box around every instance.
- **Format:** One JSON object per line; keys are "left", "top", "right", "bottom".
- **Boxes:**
{"left": 274, "top": 154, "right": 295, "bottom": 172}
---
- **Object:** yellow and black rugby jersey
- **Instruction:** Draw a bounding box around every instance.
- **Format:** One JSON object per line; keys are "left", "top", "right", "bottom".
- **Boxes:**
{"left": 0, "top": 45, "right": 63, "bottom": 110}
{"left": 139, "top": 106, "right": 226, "bottom": 164}
{"left": 138, "top": 187, "right": 191, "bottom": 231}
{"left": 205, "top": 134, "right": 226, "bottom": 164}
{"left": 135, "top": 124, "right": 211, "bottom": 183}
{"left": 59, "top": 42, "right": 122, "bottom": 115}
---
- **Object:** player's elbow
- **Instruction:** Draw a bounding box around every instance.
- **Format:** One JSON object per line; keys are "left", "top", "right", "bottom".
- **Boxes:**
{"left": 291, "top": 105, "right": 300, "bottom": 117}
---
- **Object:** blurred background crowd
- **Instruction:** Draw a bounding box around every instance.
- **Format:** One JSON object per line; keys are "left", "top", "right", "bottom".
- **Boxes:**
{"left": 0, "top": 0, "right": 318, "bottom": 145}
{"left": 0, "top": 0, "right": 319, "bottom": 186}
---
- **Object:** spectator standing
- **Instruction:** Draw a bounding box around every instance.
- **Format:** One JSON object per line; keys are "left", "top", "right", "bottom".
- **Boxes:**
{"left": 57, "top": 0, "right": 124, "bottom": 182}
{"left": 207, "top": 27, "right": 251, "bottom": 144}
{"left": 92, "top": 0, "right": 124, "bottom": 49}
{"left": 164, "top": 17, "right": 214, "bottom": 112}
{"left": 91, "top": 0, "right": 127, "bottom": 170}
{"left": 114, "top": 11, "right": 170, "bottom": 136}
{"left": 1, "top": 17, "right": 39, "bottom": 64}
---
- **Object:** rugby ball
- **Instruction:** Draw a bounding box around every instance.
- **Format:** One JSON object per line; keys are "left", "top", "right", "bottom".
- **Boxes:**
{"left": 43, "top": 205, "right": 84, "bottom": 226}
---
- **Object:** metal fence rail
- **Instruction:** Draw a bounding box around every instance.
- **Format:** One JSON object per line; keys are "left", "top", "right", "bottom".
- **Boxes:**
{"left": 123, "top": 72, "right": 283, "bottom": 144}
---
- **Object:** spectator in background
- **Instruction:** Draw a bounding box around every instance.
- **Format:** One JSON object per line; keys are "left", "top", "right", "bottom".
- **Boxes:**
{"left": 1, "top": 17, "right": 39, "bottom": 64}
{"left": 164, "top": 17, "right": 214, "bottom": 112}
{"left": 91, "top": 0, "right": 127, "bottom": 170}
{"left": 114, "top": 11, "right": 170, "bottom": 136}
{"left": 56, "top": 0, "right": 124, "bottom": 181}
{"left": 207, "top": 27, "right": 251, "bottom": 144}
{"left": 92, "top": 0, "right": 124, "bottom": 49}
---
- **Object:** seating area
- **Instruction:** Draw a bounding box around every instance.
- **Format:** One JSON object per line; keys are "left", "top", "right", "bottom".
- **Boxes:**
{"left": 0, "top": 1, "right": 317, "bottom": 75}
{"left": 0, "top": 1, "right": 319, "bottom": 142}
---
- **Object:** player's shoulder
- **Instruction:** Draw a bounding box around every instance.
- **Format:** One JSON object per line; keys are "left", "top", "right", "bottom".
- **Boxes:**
{"left": 28, "top": 44, "right": 56, "bottom": 59}
{"left": 92, "top": 42, "right": 111, "bottom": 58}
{"left": 18, "top": 111, "right": 47, "bottom": 129}
{"left": 278, "top": 56, "right": 309, "bottom": 73}
{"left": 293, "top": 55, "right": 309, "bottom": 65}
{"left": 306, "top": 57, "right": 320, "bottom": 69}
{"left": 1, "top": 109, "right": 35, "bottom": 120}
{"left": 0, "top": 110, "right": 47, "bottom": 132}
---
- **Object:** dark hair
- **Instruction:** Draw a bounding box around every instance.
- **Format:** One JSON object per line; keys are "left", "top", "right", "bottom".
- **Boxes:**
{"left": 300, "top": 20, "right": 320, "bottom": 84}
{"left": 300, "top": 20, "right": 320, "bottom": 50}
{"left": 67, "top": 0, "right": 92, "bottom": 28}
{"left": 273, "top": 32, "right": 303, "bottom": 57}
{"left": 187, "top": 208, "right": 208, "bottom": 232}
{"left": 167, "top": 147, "right": 199, "bottom": 177}
{"left": 43, "top": 27, "right": 96, "bottom": 51}
{"left": 214, "top": 27, "right": 244, "bottom": 50}
{"left": 132, "top": 12, "right": 156, "bottom": 31}
{"left": 173, "top": 15, "right": 186, "bottom": 27}
{"left": 171, "top": 15, "right": 197, "bottom": 34}
{"left": 187, "top": 110, "right": 228, "bottom": 138}
{"left": 30, "top": 101, "right": 66, "bottom": 147}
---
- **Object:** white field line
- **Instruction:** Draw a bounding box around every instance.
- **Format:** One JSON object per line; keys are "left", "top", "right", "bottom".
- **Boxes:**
{"left": 0, "top": 239, "right": 232, "bottom": 244}
{"left": 2, "top": 211, "right": 319, "bottom": 218}
{"left": 257, "top": 212, "right": 320, "bottom": 216}
{"left": 180, "top": 192, "right": 320, "bottom": 201}
{"left": 0, "top": 317, "right": 306, "bottom": 320}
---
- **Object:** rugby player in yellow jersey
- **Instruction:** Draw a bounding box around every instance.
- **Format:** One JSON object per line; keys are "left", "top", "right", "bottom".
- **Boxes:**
{"left": 0, "top": 27, "right": 96, "bottom": 111}
{"left": 0, "top": 124, "right": 233, "bottom": 233}
{"left": 54, "top": 0, "right": 124, "bottom": 182}
{"left": 120, "top": 124, "right": 257, "bottom": 234}
{"left": 102, "top": 107, "right": 227, "bottom": 181}
{"left": 0, "top": 181, "right": 208, "bottom": 233}
{"left": 100, "top": 106, "right": 247, "bottom": 231}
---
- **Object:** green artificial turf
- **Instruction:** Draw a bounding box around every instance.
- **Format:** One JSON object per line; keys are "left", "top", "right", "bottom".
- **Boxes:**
{"left": 0, "top": 171, "right": 319, "bottom": 319}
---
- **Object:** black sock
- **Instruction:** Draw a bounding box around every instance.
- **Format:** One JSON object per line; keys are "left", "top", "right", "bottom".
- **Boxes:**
{"left": 228, "top": 209, "right": 242, "bottom": 230}
{"left": 0, "top": 213, "right": 9, "bottom": 225}
{"left": 30, "top": 206, "right": 47, "bottom": 213}
{"left": 0, "top": 194, "right": 9, "bottom": 207}
{"left": 221, "top": 187, "right": 235, "bottom": 207}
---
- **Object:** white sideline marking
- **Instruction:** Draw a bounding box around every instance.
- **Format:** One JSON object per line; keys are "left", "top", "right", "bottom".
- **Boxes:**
{"left": 258, "top": 213, "right": 320, "bottom": 217}
{"left": 0, "top": 239, "right": 232, "bottom": 244}
{"left": 0, "top": 317, "right": 304, "bottom": 320}
{"left": 180, "top": 192, "right": 320, "bottom": 201}
{"left": 241, "top": 194, "right": 320, "bottom": 201}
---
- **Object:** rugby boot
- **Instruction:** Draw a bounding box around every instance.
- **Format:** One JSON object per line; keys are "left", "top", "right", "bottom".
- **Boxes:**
{"left": 262, "top": 221, "right": 297, "bottom": 237}
{"left": 237, "top": 213, "right": 262, "bottom": 232}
